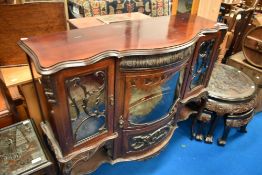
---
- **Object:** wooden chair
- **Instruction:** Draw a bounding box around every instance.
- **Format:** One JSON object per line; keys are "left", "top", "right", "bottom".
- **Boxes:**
{"left": 218, "top": 7, "right": 254, "bottom": 63}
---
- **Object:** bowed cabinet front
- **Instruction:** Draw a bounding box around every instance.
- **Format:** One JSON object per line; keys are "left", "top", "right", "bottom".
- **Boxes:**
{"left": 18, "top": 14, "right": 227, "bottom": 174}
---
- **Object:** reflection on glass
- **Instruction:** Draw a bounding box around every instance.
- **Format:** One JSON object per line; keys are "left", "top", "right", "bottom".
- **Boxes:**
{"left": 66, "top": 71, "right": 107, "bottom": 143}
{"left": 129, "top": 70, "right": 183, "bottom": 125}
{"left": 178, "top": 0, "right": 193, "bottom": 14}
{"left": 190, "top": 40, "right": 215, "bottom": 89}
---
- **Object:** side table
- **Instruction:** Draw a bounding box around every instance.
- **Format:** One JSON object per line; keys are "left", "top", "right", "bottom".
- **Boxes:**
{"left": 0, "top": 119, "right": 53, "bottom": 175}
{"left": 193, "top": 64, "right": 257, "bottom": 145}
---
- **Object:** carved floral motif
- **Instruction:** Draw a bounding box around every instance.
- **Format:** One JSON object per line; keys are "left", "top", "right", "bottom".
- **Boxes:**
{"left": 190, "top": 39, "right": 215, "bottom": 89}
{"left": 208, "top": 64, "right": 256, "bottom": 101}
{"left": 65, "top": 71, "right": 107, "bottom": 142}
{"left": 120, "top": 45, "right": 194, "bottom": 70}
{"left": 42, "top": 75, "right": 57, "bottom": 105}
{"left": 129, "top": 122, "right": 173, "bottom": 151}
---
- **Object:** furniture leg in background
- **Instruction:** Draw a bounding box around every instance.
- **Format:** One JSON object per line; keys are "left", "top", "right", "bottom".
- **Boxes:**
{"left": 0, "top": 66, "right": 43, "bottom": 133}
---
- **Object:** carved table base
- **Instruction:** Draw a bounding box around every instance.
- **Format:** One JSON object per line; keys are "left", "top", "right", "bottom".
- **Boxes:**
{"left": 192, "top": 64, "right": 257, "bottom": 146}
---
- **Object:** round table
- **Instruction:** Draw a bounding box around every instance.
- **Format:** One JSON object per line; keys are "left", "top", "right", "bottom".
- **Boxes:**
{"left": 195, "top": 63, "right": 257, "bottom": 145}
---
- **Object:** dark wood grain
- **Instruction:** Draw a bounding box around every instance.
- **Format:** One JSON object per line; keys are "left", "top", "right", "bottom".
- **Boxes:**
{"left": 19, "top": 14, "right": 224, "bottom": 72}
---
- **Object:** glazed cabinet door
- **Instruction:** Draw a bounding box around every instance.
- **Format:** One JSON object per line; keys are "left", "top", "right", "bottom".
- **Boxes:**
{"left": 115, "top": 66, "right": 186, "bottom": 157}
{"left": 43, "top": 59, "right": 115, "bottom": 155}
{"left": 121, "top": 67, "right": 185, "bottom": 129}
{"left": 183, "top": 33, "right": 222, "bottom": 99}
{"left": 113, "top": 45, "right": 195, "bottom": 157}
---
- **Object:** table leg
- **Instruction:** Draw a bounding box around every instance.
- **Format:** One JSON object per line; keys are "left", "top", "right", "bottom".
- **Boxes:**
{"left": 239, "top": 124, "right": 248, "bottom": 133}
{"left": 193, "top": 99, "right": 207, "bottom": 141}
{"left": 195, "top": 120, "right": 204, "bottom": 141}
{"left": 205, "top": 112, "right": 219, "bottom": 144}
{"left": 191, "top": 114, "right": 197, "bottom": 140}
{"left": 218, "top": 125, "right": 231, "bottom": 146}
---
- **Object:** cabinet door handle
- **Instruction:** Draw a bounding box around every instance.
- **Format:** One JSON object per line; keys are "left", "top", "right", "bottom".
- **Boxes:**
{"left": 119, "top": 115, "right": 124, "bottom": 128}
{"left": 109, "top": 95, "right": 114, "bottom": 106}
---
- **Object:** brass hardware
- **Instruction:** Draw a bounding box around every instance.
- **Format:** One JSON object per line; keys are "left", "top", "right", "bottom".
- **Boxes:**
{"left": 119, "top": 115, "right": 124, "bottom": 128}
{"left": 38, "top": 78, "right": 42, "bottom": 84}
{"left": 48, "top": 99, "right": 56, "bottom": 104}
{"left": 109, "top": 95, "right": 114, "bottom": 106}
{"left": 45, "top": 91, "right": 54, "bottom": 96}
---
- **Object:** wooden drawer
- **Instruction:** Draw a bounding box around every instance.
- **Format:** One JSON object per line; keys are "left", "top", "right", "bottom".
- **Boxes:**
{"left": 122, "top": 118, "right": 175, "bottom": 156}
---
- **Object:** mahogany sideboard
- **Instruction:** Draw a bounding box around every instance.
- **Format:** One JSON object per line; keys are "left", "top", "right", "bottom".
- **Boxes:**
{"left": 18, "top": 14, "right": 227, "bottom": 174}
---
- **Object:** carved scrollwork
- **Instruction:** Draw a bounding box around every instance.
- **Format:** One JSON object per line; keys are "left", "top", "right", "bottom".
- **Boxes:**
{"left": 181, "top": 89, "right": 208, "bottom": 104}
{"left": 206, "top": 98, "right": 256, "bottom": 116}
{"left": 226, "top": 116, "right": 253, "bottom": 128}
{"left": 120, "top": 45, "right": 195, "bottom": 70}
{"left": 225, "top": 109, "right": 254, "bottom": 128}
{"left": 129, "top": 122, "right": 173, "bottom": 151}
{"left": 128, "top": 71, "right": 174, "bottom": 88}
{"left": 207, "top": 64, "right": 256, "bottom": 101}
{"left": 41, "top": 75, "right": 57, "bottom": 105}
{"left": 190, "top": 39, "right": 215, "bottom": 89}
{"left": 65, "top": 71, "right": 107, "bottom": 142}
{"left": 41, "top": 122, "right": 118, "bottom": 175}
{"left": 62, "top": 147, "right": 99, "bottom": 175}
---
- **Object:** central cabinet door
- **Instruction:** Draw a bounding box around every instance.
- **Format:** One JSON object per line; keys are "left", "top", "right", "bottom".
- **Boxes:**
{"left": 123, "top": 67, "right": 183, "bottom": 128}
{"left": 115, "top": 62, "right": 187, "bottom": 157}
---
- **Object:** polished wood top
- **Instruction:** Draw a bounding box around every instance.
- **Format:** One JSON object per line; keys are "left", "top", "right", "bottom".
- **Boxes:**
{"left": 208, "top": 64, "right": 256, "bottom": 101}
{"left": 19, "top": 14, "right": 227, "bottom": 75}
{"left": 68, "top": 12, "right": 151, "bottom": 29}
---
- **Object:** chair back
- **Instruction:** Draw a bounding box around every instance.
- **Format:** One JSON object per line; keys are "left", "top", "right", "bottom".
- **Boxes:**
{"left": 224, "top": 8, "right": 254, "bottom": 58}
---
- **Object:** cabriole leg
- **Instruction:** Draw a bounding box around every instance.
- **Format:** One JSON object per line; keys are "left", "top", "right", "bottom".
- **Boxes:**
{"left": 205, "top": 112, "right": 219, "bottom": 144}
{"left": 218, "top": 125, "right": 231, "bottom": 146}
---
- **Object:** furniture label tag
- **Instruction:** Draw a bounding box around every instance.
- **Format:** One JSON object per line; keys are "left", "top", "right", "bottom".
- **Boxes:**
{"left": 23, "top": 120, "right": 30, "bottom": 125}
{"left": 31, "top": 157, "right": 42, "bottom": 164}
